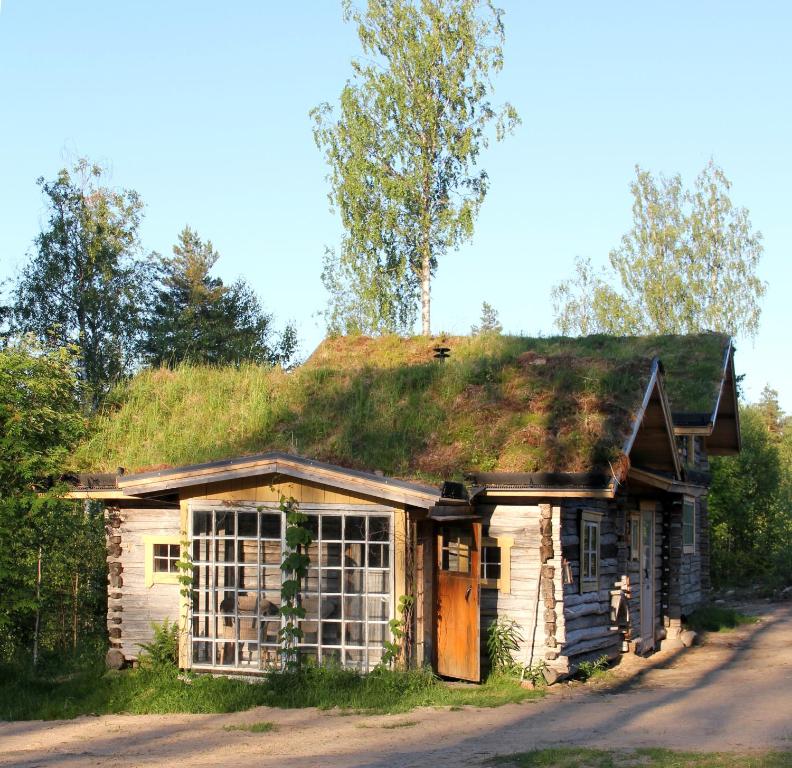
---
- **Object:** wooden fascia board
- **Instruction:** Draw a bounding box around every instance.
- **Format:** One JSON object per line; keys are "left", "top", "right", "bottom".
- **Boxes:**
{"left": 673, "top": 425, "right": 712, "bottom": 436}
{"left": 622, "top": 363, "right": 659, "bottom": 460}
{"left": 477, "top": 487, "right": 615, "bottom": 500}
{"left": 654, "top": 367, "right": 683, "bottom": 479}
{"left": 629, "top": 467, "right": 707, "bottom": 498}
{"left": 63, "top": 489, "right": 138, "bottom": 501}
{"left": 120, "top": 458, "right": 440, "bottom": 509}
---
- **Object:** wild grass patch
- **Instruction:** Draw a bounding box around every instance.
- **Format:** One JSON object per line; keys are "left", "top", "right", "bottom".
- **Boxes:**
{"left": 0, "top": 662, "right": 542, "bottom": 721}
{"left": 685, "top": 606, "right": 759, "bottom": 633}
{"left": 222, "top": 721, "right": 276, "bottom": 733}
{"left": 492, "top": 747, "right": 792, "bottom": 768}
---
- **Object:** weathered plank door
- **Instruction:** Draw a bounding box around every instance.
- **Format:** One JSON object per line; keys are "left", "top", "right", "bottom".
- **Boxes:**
{"left": 640, "top": 506, "right": 655, "bottom": 651}
{"left": 434, "top": 522, "right": 480, "bottom": 681}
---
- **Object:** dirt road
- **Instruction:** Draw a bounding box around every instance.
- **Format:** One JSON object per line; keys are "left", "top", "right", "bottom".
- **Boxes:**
{"left": 2, "top": 601, "right": 790, "bottom": 768}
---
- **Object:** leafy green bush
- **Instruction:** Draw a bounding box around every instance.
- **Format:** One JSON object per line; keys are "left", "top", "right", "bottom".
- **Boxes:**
{"left": 138, "top": 619, "right": 179, "bottom": 668}
{"left": 576, "top": 655, "right": 609, "bottom": 681}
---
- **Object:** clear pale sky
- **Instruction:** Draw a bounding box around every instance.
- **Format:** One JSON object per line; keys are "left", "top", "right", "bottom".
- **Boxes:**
{"left": 1, "top": 1, "right": 789, "bottom": 409}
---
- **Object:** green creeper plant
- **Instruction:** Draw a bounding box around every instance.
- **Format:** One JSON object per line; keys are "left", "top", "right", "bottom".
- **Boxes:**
{"left": 381, "top": 594, "right": 414, "bottom": 668}
{"left": 278, "top": 496, "right": 313, "bottom": 671}
{"left": 312, "top": 0, "right": 519, "bottom": 336}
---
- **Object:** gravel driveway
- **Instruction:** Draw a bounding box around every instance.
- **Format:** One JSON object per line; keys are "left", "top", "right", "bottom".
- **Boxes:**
{"left": 1, "top": 601, "right": 790, "bottom": 768}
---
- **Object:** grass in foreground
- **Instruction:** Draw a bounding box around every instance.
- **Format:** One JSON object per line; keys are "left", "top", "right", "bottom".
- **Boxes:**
{"left": 0, "top": 662, "right": 542, "bottom": 721}
{"left": 492, "top": 747, "right": 792, "bottom": 768}
{"left": 685, "top": 606, "right": 759, "bottom": 633}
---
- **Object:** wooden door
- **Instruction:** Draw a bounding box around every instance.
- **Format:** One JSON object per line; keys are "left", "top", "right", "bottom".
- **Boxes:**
{"left": 640, "top": 507, "right": 655, "bottom": 651}
{"left": 434, "top": 522, "right": 480, "bottom": 681}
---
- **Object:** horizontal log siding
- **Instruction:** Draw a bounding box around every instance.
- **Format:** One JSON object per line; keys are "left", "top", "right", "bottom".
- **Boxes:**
{"left": 560, "top": 500, "right": 622, "bottom": 666}
{"left": 109, "top": 506, "right": 181, "bottom": 661}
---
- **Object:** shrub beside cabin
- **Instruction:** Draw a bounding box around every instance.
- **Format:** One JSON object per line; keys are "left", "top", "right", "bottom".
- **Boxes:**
{"left": 68, "top": 334, "right": 739, "bottom": 681}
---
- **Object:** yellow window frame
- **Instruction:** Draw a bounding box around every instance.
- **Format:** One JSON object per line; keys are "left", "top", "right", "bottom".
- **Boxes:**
{"left": 144, "top": 535, "right": 182, "bottom": 588}
{"left": 480, "top": 535, "right": 513, "bottom": 593}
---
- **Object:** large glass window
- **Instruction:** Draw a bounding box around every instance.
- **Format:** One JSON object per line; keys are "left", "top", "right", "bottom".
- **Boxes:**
{"left": 190, "top": 504, "right": 392, "bottom": 673}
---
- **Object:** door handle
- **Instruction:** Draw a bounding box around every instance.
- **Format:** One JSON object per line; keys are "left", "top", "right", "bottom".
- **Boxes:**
{"left": 465, "top": 585, "right": 472, "bottom": 600}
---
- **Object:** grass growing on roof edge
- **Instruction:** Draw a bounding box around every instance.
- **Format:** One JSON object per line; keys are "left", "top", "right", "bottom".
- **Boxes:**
{"left": 73, "top": 333, "right": 729, "bottom": 480}
{"left": 0, "top": 661, "right": 542, "bottom": 721}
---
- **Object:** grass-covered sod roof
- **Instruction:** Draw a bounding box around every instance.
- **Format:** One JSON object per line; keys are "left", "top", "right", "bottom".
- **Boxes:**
{"left": 73, "top": 333, "right": 730, "bottom": 482}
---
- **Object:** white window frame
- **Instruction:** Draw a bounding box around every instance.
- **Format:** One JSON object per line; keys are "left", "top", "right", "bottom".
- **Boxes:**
{"left": 682, "top": 496, "right": 696, "bottom": 555}
{"left": 187, "top": 501, "right": 395, "bottom": 673}
{"left": 580, "top": 510, "right": 602, "bottom": 594}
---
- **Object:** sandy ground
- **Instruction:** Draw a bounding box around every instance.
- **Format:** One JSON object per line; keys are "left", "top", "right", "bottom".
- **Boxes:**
{"left": 1, "top": 600, "right": 790, "bottom": 768}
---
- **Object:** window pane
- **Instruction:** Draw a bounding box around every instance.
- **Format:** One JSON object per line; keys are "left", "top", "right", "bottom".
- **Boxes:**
{"left": 366, "top": 570, "right": 389, "bottom": 593}
{"left": 367, "top": 622, "right": 387, "bottom": 645}
{"left": 193, "top": 511, "right": 212, "bottom": 537}
{"left": 215, "top": 510, "right": 234, "bottom": 537}
{"left": 321, "top": 621, "right": 342, "bottom": 645}
{"left": 321, "top": 596, "right": 341, "bottom": 619}
{"left": 192, "top": 538, "right": 211, "bottom": 562}
{"left": 321, "top": 516, "right": 342, "bottom": 540}
{"left": 369, "top": 517, "right": 390, "bottom": 542}
{"left": 261, "top": 513, "right": 281, "bottom": 539}
{"left": 323, "top": 542, "right": 342, "bottom": 567}
{"left": 344, "top": 543, "right": 364, "bottom": 567}
{"left": 367, "top": 543, "right": 389, "bottom": 568}
{"left": 367, "top": 596, "right": 390, "bottom": 621}
{"left": 237, "top": 512, "right": 257, "bottom": 537}
{"left": 344, "top": 595, "right": 364, "bottom": 620}
{"left": 321, "top": 569, "right": 342, "bottom": 593}
{"left": 345, "top": 516, "right": 366, "bottom": 542}
{"left": 304, "top": 515, "right": 319, "bottom": 539}
{"left": 345, "top": 569, "right": 364, "bottom": 593}
{"left": 345, "top": 622, "right": 365, "bottom": 646}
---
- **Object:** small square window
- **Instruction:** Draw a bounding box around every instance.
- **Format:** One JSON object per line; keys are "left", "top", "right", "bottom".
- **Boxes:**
{"left": 145, "top": 537, "right": 182, "bottom": 587}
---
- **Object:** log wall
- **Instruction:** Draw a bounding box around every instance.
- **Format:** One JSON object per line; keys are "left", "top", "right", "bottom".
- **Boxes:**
{"left": 107, "top": 505, "right": 181, "bottom": 662}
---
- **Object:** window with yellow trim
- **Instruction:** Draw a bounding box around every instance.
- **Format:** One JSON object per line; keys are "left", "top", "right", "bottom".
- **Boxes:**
{"left": 144, "top": 535, "right": 182, "bottom": 587}
{"left": 480, "top": 535, "right": 513, "bottom": 593}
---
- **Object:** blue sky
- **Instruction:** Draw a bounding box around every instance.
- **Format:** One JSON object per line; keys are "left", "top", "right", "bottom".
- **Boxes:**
{"left": 1, "top": 1, "right": 790, "bottom": 409}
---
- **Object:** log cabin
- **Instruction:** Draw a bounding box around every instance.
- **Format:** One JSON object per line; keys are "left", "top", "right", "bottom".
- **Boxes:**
{"left": 67, "top": 332, "right": 740, "bottom": 681}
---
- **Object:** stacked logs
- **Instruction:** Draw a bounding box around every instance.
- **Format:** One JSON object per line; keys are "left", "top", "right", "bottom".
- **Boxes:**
{"left": 539, "top": 503, "right": 558, "bottom": 662}
{"left": 105, "top": 507, "right": 125, "bottom": 669}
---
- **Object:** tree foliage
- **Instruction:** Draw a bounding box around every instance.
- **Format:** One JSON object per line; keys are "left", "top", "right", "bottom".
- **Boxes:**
{"left": 471, "top": 300, "right": 502, "bottom": 334}
{"left": 312, "top": 0, "right": 519, "bottom": 336}
{"left": 12, "top": 159, "right": 150, "bottom": 407}
{"left": 142, "top": 227, "right": 297, "bottom": 367}
{"left": 0, "top": 339, "right": 105, "bottom": 662}
{"left": 552, "top": 161, "right": 765, "bottom": 339}
{"left": 709, "top": 388, "right": 792, "bottom": 588}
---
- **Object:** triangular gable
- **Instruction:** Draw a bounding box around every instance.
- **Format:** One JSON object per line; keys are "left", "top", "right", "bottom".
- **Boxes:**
{"left": 623, "top": 360, "right": 682, "bottom": 479}
{"left": 673, "top": 342, "right": 740, "bottom": 455}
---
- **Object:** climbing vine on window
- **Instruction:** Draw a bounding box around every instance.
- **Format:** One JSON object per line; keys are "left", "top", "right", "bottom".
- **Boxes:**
{"left": 279, "top": 495, "right": 312, "bottom": 671}
{"left": 381, "top": 594, "right": 414, "bottom": 669}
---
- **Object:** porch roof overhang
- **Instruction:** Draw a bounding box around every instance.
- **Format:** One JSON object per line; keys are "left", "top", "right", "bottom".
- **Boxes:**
{"left": 628, "top": 467, "right": 708, "bottom": 498}
{"left": 66, "top": 451, "right": 447, "bottom": 511}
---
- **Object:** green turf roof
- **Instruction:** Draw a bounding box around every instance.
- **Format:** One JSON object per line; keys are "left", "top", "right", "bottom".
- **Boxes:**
{"left": 73, "top": 332, "right": 731, "bottom": 482}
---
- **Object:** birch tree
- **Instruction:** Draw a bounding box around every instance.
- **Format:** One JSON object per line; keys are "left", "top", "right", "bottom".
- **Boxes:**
{"left": 552, "top": 161, "right": 766, "bottom": 339}
{"left": 312, "top": 0, "right": 519, "bottom": 336}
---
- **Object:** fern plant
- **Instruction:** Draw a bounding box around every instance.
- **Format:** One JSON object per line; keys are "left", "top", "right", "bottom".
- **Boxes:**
{"left": 139, "top": 619, "right": 179, "bottom": 668}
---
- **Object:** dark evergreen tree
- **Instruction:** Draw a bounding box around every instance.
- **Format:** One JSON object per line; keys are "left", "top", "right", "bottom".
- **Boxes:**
{"left": 143, "top": 227, "right": 297, "bottom": 367}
